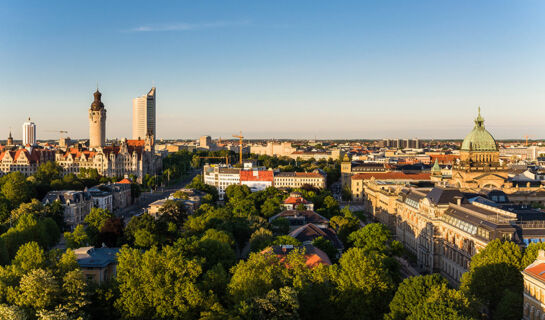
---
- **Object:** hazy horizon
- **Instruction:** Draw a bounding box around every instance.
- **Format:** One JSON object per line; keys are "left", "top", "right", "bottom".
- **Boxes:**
{"left": 1, "top": 1, "right": 544, "bottom": 140}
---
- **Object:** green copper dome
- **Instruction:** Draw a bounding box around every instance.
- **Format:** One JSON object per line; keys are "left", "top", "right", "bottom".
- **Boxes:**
{"left": 461, "top": 108, "right": 498, "bottom": 152}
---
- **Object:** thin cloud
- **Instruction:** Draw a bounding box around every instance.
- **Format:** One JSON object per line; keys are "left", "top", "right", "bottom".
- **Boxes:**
{"left": 127, "top": 20, "right": 251, "bottom": 32}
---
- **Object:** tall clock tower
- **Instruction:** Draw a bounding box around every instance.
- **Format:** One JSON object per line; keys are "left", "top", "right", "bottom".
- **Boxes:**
{"left": 89, "top": 89, "right": 106, "bottom": 149}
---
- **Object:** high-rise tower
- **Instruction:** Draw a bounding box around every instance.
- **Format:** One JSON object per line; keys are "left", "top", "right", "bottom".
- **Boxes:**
{"left": 22, "top": 117, "right": 36, "bottom": 146}
{"left": 132, "top": 87, "right": 156, "bottom": 140}
{"left": 89, "top": 89, "right": 107, "bottom": 149}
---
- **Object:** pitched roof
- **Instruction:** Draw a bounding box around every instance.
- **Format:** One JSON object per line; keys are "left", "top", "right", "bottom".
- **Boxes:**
{"left": 117, "top": 178, "right": 132, "bottom": 184}
{"left": 261, "top": 244, "right": 332, "bottom": 267}
{"left": 240, "top": 170, "right": 274, "bottom": 182}
{"left": 270, "top": 210, "right": 329, "bottom": 225}
{"left": 426, "top": 187, "right": 464, "bottom": 205}
{"left": 74, "top": 247, "right": 120, "bottom": 268}
{"left": 524, "top": 262, "right": 545, "bottom": 282}
{"left": 275, "top": 172, "right": 324, "bottom": 178}
{"left": 289, "top": 223, "right": 343, "bottom": 250}
{"left": 352, "top": 172, "right": 431, "bottom": 181}
{"left": 284, "top": 195, "right": 309, "bottom": 205}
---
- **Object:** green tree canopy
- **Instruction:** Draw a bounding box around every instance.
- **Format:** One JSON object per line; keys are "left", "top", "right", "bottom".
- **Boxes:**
{"left": 460, "top": 239, "right": 523, "bottom": 319}
{"left": 386, "top": 274, "right": 448, "bottom": 320}
{"left": 64, "top": 225, "right": 89, "bottom": 249}
{"left": 406, "top": 284, "right": 477, "bottom": 320}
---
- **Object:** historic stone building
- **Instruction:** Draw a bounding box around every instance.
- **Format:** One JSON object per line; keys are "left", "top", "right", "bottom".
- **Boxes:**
{"left": 0, "top": 147, "right": 55, "bottom": 176}
{"left": 362, "top": 182, "right": 545, "bottom": 285}
{"left": 55, "top": 134, "right": 161, "bottom": 183}
{"left": 450, "top": 108, "right": 509, "bottom": 189}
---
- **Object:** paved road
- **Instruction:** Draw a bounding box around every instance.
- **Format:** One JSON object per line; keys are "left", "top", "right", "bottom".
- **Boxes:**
{"left": 116, "top": 170, "right": 199, "bottom": 223}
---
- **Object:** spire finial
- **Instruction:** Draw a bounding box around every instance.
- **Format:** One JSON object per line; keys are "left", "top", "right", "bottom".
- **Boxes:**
{"left": 475, "top": 106, "right": 484, "bottom": 127}
{"left": 96, "top": 81, "right": 99, "bottom": 91}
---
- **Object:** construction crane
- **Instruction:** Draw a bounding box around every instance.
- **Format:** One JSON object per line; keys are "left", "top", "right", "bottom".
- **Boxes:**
{"left": 232, "top": 131, "right": 244, "bottom": 165}
{"left": 524, "top": 135, "right": 532, "bottom": 147}
{"left": 199, "top": 156, "right": 230, "bottom": 165}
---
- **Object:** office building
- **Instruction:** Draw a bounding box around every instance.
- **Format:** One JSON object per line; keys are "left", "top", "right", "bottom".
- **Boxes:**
{"left": 132, "top": 87, "right": 156, "bottom": 140}
{"left": 22, "top": 117, "right": 36, "bottom": 146}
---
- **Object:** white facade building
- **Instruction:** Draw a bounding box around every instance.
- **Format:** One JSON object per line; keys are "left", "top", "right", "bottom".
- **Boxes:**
{"left": 22, "top": 117, "right": 36, "bottom": 146}
{"left": 203, "top": 164, "right": 240, "bottom": 200}
{"left": 132, "top": 87, "right": 156, "bottom": 140}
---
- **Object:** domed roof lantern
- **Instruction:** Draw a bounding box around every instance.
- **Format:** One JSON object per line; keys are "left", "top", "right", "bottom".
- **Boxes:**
{"left": 90, "top": 88, "right": 105, "bottom": 111}
{"left": 475, "top": 106, "right": 484, "bottom": 127}
{"left": 460, "top": 107, "right": 498, "bottom": 152}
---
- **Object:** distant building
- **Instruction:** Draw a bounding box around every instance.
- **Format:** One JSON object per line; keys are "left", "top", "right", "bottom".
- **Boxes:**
{"left": 22, "top": 117, "right": 36, "bottom": 146}
{"left": 89, "top": 90, "right": 107, "bottom": 149}
{"left": 200, "top": 136, "right": 212, "bottom": 148}
{"left": 132, "top": 87, "right": 156, "bottom": 140}
{"left": 288, "top": 149, "right": 341, "bottom": 161}
{"left": 250, "top": 142, "right": 297, "bottom": 157}
{"left": 42, "top": 190, "right": 93, "bottom": 229}
{"left": 74, "top": 247, "right": 119, "bottom": 284}
{"left": 273, "top": 171, "right": 326, "bottom": 189}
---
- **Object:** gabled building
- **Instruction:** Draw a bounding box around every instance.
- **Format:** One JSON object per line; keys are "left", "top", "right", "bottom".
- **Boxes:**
{"left": 269, "top": 210, "right": 329, "bottom": 231}
{"left": 42, "top": 190, "right": 93, "bottom": 229}
{"left": 282, "top": 192, "right": 314, "bottom": 210}
{"left": 55, "top": 135, "right": 161, "bottom": 183}
{"left": 289, "top": 223, "right": 343, "bottom": 254}
{"left": 0, "top": 147, "right": 55, "bottom": 176}
{"left": 74, "top": 247, "right": 120, "bottom": 284}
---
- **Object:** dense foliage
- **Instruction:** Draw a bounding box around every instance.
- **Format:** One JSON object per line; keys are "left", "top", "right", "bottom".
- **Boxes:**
{"left": 0, "top": 158, "right": 535, "bottom": 319}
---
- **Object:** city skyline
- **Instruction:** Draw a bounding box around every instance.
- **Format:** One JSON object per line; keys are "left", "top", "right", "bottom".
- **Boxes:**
{"left": 1, "top": 1, "right": 544, "bottom": 140}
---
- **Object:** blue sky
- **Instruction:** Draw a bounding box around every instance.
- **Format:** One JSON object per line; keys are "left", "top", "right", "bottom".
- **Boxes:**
{"left": 0, "top": 0, "right": 544, "bottom": 140}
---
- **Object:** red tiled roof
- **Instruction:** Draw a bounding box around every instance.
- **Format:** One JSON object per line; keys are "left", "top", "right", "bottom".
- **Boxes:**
{"left": 284, "top": 196, "right": 309, "bottom": 205}
{"left": 295, "top": 172, "right": 324, "bottom": 178}
{"left": 430, "top": 154, "right": 459, "bottom": 164}
{"left": 127, "top": 140, "right": 146, "bottom": 147}
{"left": 240, "top": 170, "right": 274, "bottom": 182}
{"left": 352, "top": 172, "right": 431, "bottom": 181}
{"left": 260, "top": 245, "right": 332, "bottom": 268}
{"left": 525, "top": 263, "right": 545, "bottom": 282}
{"left": 118, "top": 178, "right": 132, "bottom": 184}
